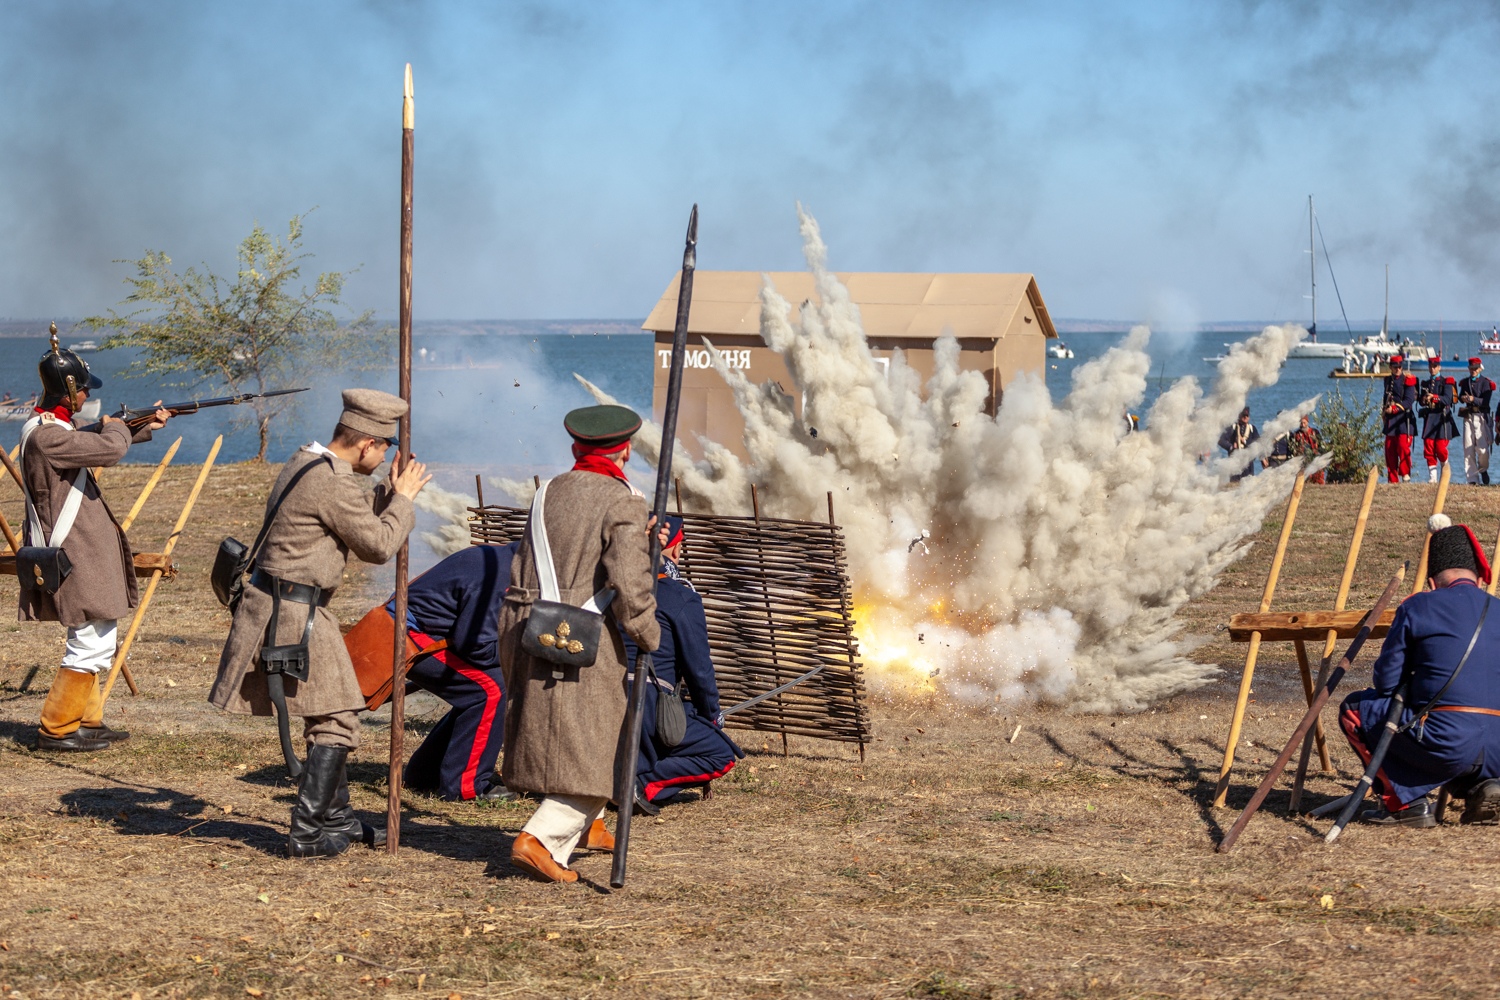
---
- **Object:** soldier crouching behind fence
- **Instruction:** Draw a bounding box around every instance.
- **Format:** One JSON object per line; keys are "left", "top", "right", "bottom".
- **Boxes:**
{"left": 209, "top": 389, "right": 430, "bottom": 858}
{"left": 22, "top": 334, "right": 169, "bottom": 751}
{"left": 500, "top": 404, "right": 660, "bottom": 883}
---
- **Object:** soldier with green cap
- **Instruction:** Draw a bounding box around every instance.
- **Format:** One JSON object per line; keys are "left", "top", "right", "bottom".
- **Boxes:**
{"left": 210, "top": 388, "right": 431, "bottom": 858}
{"left": 500, "top": 403, "right": 661, "bottom": 883}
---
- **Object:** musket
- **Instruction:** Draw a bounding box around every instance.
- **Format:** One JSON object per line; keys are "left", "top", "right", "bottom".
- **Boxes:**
{"left": 113, "top": 388, "right": 310, "bottom": 430}
{"left": 612, "top": 204, "right": 697, "bottom": 890}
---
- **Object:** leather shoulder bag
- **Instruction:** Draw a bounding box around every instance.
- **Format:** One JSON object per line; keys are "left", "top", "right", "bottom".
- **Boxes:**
{"left": 16, "top": 416, "right": 87, "bottom": 595}
{"left": 520, "top": 478, "right": 617, "bottom": 677}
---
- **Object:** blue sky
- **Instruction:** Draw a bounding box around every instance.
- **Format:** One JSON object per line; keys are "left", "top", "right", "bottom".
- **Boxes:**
{"left": 2, "top": 1, "right": 1498, "bottom": 326}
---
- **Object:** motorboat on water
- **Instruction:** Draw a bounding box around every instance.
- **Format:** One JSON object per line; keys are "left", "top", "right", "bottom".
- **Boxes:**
{"left": 1, "top": 397, "right": 100, "bottom": 422}
{"left": 1047, "top": 341, "right": 1074, "bottom": 359}
{"left": 1480, "top": 327, "right": 1500, "bottom": 354}
{"left": 67, "top": 340, "right": 99, "bottom": 352}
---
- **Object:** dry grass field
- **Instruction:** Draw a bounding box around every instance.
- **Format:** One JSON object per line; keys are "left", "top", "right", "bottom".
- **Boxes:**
{"left": 3, "top": 462, "right": 1500, "bottom": 999}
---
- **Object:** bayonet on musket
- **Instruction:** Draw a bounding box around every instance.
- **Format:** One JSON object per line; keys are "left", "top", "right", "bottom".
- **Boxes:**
{"left": 114, "top": 387, "right": 310, "bottom": 429}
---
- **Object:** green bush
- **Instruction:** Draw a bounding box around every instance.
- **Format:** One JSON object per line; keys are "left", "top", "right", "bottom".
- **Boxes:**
{"left": 1315, "top": 383, "right": 1382, "bottom": 483}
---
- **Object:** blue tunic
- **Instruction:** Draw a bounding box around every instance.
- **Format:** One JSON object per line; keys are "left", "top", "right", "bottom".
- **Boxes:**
{"left": 1419, "top": 374, "right": 1459, "bottom": 441}
{"left": 622, "top": 566, "right": 737, "bottom": 804}
{"left": 1340, "top": 581, "right": 1500, "bottom": 805}
{"left": 1383, "top": 373, "right": 1420, "bottom": 437}
{"left": 1459, "top": 375, "right": 1495, "bottom": 417}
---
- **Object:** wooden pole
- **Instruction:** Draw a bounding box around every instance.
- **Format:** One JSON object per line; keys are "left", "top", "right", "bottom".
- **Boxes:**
{"left": 0, "top": 505, "right": 18, "bottom": 553}
{"left": 1212, "top": 472, "right": 1307, "bottom": 808}
{"left": 100, "top": 436, "right": 221, "bottom": 704}
{"left": 750, "top": 485, "right": 789, "bottom": 757}
{"left": 1411, "top": 461, "right": 1452, "bottom": 595}
{"left": 1487, "top": 515, "right": 1500, "bottom": 597}
{"left": 387, "top": 62, "right": 416, "bottom": 855}
{"left": 119, "top": 437, "right": 181, "bottom": 533}
{"left": 1289, "top": 465, "right": 1378, "bottom": 810}
{"left": 474, "top": 473, "right": 484, "bottom": 508}
{"left": 0, "top": 445, "right": 24, "bottom": 493}
{"left": 1291, "top": 639, "right": 1331, "bottom": 771}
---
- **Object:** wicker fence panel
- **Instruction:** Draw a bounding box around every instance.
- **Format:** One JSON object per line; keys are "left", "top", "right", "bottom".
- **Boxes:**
{"left": 468, "top": 503, "right": 872, "bottom": 748}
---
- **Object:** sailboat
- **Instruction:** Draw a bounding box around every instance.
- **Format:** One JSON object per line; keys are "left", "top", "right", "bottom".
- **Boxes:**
{"left": 1287, "top": 196, "right": 1348, "bottom": 359}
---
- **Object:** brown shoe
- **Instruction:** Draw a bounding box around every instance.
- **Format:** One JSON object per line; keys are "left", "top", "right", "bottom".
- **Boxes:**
{"left": 510, "top": 832, "right": 577, "bottom": 883}
{"left": 576, "top": 818, "right": 614, "bottom": 853}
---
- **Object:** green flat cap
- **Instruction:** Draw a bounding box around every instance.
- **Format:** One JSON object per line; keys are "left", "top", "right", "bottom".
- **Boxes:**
{"left": 340, "top": 388, "right": 407, "bottom": 441}
{"left": 564, "top": 404, "right": 642, "bottom": 448}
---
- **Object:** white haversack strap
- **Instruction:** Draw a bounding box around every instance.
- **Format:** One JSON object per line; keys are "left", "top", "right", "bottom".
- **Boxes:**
{"left": 18, "top": 414, "right": 88, "bottom": 549}
{"left": 528, "top": 479, "right": 618, "bottom": 613}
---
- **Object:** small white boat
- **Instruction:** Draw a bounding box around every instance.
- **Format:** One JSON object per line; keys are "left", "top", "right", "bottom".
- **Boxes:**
{"left": 67, "top": 340, "right": 99, "bottom": 352}
{"left": 1048, "top": 341, "right": 1074, "bottom": 359}
{"left": 1481, "top": 328, "right": 1500, "bottom": 354}
{"left": 1286, "top": 338, "right": 1346, "bottom": 359}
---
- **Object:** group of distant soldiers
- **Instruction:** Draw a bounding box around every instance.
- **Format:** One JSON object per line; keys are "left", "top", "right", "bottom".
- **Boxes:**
{"left": 1382, "top": 354, "right": 1496, "bottom": 485}
{"left": 15, "top": 341, "right": 734, "bottom": 880}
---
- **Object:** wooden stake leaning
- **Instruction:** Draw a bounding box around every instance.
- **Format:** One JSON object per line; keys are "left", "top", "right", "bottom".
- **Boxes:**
{"left": 1289, "top": 464, "right": 1379, "bottom": 812}
{"left": 0, "top": 445, "right": 24, "bottom": 494}
{"left": 1212, "top": 471, "right": 1307, "bottom": 808}
{"left": 387, "top": 61, "right": 416, "bottom": 855}
{"left": 100, "top": 436, "right": 222, "bottom": 705}
{"left": 1410, "top": 462, "right": 1452, "bottom": 596}
{"left": 1487, "top": 517, "right": 1500, "bottom": 598}
{"left": 120, "top": 436, "right": 181, "bottom": 533}
{"left": 1216, "top": 562, "right": 1408, "bottom": 853}
{"left": 0, "top": 505, "right": 18, "bottom": 554}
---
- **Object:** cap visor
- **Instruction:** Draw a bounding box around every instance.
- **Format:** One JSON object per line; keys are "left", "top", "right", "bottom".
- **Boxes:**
{"left": 86, "top": 373, "right": 103, "bottom": 389}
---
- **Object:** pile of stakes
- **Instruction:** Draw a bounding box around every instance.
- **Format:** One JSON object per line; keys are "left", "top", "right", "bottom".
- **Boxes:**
{"left": 467, "top": 493, "right": 873, "bottom": 757}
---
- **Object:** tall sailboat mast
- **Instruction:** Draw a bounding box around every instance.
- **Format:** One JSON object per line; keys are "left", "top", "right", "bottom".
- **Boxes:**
{"left": 1381, "top": 264, "right": 1388, "bottom": 339}
{"left": 1308, "top": 195, "right": 1317, "bottom": 340}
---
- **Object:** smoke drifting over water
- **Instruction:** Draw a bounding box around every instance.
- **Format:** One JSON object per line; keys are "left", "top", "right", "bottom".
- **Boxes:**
{"left": 583, "top": 209, "right": 1322, "bottom": 712}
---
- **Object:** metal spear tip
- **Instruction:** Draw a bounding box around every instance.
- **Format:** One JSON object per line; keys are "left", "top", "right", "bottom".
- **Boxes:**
{"left": 686, "top": 203, "right": 698, "bottom": 245}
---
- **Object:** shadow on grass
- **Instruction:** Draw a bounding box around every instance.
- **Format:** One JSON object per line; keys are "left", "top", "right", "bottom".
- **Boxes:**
{"left": 57, "top": 783, "right": 287, "bottom": 854}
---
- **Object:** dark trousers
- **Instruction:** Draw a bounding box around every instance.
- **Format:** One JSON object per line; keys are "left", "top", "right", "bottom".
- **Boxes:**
{"left": 404, "top": 634, "right": 505, "bottom": 801}
{"left": 639, "top": 713, "right": 737, "bottom": 805}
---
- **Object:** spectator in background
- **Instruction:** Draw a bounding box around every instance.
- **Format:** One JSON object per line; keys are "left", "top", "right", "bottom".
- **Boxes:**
{"left": 1219, "top": 407, "right": 1260, "bottom": 482}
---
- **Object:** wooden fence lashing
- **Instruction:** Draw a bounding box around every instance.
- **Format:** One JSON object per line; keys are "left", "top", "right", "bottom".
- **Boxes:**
{"left": 467, "top": 499, "right": 873, "bottom": 748}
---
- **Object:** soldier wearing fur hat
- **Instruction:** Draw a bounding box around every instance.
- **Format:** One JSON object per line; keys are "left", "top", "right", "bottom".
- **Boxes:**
{"left": 500, "top": 404, "right": 660, "bottom": 883}
{"left": 1338, "top": 518, "right": 1500, "bottom": 827}
{"left": 1458, "top": 357, "right": 1494, "bottom": 485}
{"left": 19, "top": 327, "right": 170, "bottom": 752}
{"left": 1419, "top": 356, "right": 1460, "bottom": 483}
{"left": 1382, "top": 355, "right": 1420, "bottom": 483}
{"left": 209, "top": 388, "right": 431, "bottom": 858}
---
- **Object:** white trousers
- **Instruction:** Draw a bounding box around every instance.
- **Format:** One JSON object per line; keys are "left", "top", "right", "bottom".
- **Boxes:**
{"left": 522, "top": 794, "right": 608, "bottom": 866}
{"left": 62, "top": 619, "right": 117, "bottom": 674}
{"left": 1463, "top": 413, "right": 1493, "bottom": 483}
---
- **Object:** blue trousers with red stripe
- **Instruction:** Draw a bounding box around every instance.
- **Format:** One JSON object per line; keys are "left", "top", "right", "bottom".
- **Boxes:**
{"left": 403, "top": 638, "right": 505, "bottom": 801}
{"left": 639, "top": 712, "right": 736, "bottom": 805}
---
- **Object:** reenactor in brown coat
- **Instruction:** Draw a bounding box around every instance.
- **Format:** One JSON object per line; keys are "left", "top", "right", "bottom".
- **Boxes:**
{"left": 209, "top": 389, "right": 430, "bottom": 858}
{"left": 501, "top": 405, "right": 661, "bottom": 883}
{"left": 19, "top": 336, "right": 169, "bottom": 751}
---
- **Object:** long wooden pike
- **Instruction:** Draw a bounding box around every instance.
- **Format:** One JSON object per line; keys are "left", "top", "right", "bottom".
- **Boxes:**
{"left": 120, "top": 436, "right": 181, "bottom": 533}
{"left": 0, "top": 504, "right": 18, "bottom": 553}
{"left": 1212, "top": 471, "right": 1307, "bottom": 808}
{"left": 1487, "top": 516, "right": 1500, "bottom": 597}
{"left": 1289, "top": 464, "right": 1379, "bottom": 811}
{"left": 387, "top": 62, "right": 416, "bottom": 855}
{"left": 1216, "top": 562, "right": 1408, "bottom": 853}
{"left": 100, "top": 436, "right": 222, "bottom": 705}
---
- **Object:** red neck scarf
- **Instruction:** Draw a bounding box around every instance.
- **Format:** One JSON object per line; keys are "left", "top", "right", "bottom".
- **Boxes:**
{"left": 571, "top": 442, "right": 630, "bottom": 484}
{"left": 34, "top": 404, "right": 74, "bottom": 423}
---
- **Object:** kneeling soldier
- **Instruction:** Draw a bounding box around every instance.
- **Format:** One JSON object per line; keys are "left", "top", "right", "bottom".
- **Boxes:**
{"left": 209, "top": 389, "right": 430, "bottom": 858}
{"left": 623, "top": 516, "right": 737, "bottom": 813}
{"left": 21, "top": 333, "right": 169, "bottom": 751}
{"left": 1339, "top": 520, "right": 1500, "bottom": 827}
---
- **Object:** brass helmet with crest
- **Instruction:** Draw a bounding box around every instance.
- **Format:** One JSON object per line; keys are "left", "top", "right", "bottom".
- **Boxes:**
{"left": 37, "top": 322, "right": 102, "bottom": 412}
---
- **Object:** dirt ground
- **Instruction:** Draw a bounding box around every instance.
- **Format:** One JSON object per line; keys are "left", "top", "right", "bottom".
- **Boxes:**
{"left": 3, "top": 463, "right": 1500, "bottom": 999}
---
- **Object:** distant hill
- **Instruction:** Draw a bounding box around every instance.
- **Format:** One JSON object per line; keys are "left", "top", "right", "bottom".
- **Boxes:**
{"left": 0, "top": 318, "right": 649, "bottom": 339}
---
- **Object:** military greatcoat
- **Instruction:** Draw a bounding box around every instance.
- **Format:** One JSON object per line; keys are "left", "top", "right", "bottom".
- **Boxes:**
{"left": 498, "top": 470, "right": 660, "bottom": 801}
{"left": 18, "top": 415, "right": 153, "bottom": 627}
{"left": 209, "top": 446, "right": 415, "bottom": 718}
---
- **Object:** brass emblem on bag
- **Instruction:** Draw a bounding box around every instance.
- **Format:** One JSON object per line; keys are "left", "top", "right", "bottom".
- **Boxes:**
{"left": 539, "top": 620, "right": 583, "bottom": 653}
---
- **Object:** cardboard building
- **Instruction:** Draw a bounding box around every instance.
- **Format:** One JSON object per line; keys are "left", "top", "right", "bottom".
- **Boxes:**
{"left": 643, "top": 271, "right": 1058, "bottom": 458}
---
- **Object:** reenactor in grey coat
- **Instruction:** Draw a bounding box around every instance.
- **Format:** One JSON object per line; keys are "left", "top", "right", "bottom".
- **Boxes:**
{"left": 209, "top": 389, "right": 430, "bottom": 858}
{"left": 19, "top": 336, "right": 169, "bottom": 751}
{"left": 501, "top": 405, "right": 661, "bottom": 883}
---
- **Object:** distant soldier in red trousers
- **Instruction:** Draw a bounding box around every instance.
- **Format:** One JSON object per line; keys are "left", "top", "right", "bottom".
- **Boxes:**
{"left": 1382, "top": 355, "right": 1419, "bottom": 483}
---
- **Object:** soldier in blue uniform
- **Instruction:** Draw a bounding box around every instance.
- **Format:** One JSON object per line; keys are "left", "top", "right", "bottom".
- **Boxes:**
{"left": 1338, "top": 520, "right": 1500, "bottom": 826}
{"left": 387, "top": 542, "right": 519, "bottom": 801}
{"left": 622, "top": 516, "right": 738, "bottom": 814}
{"left": 1382, "top": 355, "right": 1420, "bottom": 482}
{"left": 1418, "top": 356, "right": 1460, "bottom": 483}
{"left": 1458, "top": 357, "right": 1495, "bottom": 484}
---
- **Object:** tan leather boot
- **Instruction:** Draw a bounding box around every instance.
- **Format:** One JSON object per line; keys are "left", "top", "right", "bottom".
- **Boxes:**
{"left": 80, "top": 672, "right": 129, "bottom": 742}
{"left": 510, "top": 832, "right": 578, "bottom": 883}
{"left": 576, "top": 818, "right": 615, "bottom": 853}
{"left": 38, "top": 669, "right": 110, "bottom": 751}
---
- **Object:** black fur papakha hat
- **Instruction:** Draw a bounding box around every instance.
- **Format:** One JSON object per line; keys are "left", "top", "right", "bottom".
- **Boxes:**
{"left": 1428, "top": 516, "right": 1492, "bottom": 585}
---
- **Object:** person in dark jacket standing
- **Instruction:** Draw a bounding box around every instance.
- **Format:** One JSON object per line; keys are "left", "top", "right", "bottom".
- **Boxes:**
{"left": 19, "top": 333, "right": 169, "bottom": 752}
{"left": 622, "top": 516, "right": 737, "bottom": 814}
{"left": 1382, "top": 355, "right": 1420, "bottom": 483}
{"left": 1419, "top": 356, "right": 1460, "bottom": 483}
{"left": 1339, "top": 520, "right": 1500, "bottom": 827}
{"left": 1458, "top": 357, "right": 1494, "bottom": 485}
{"left": 388, "top": 541, "right": 519, "bottom": 802}
{"left": 1218, "top": 407, "right": 1259, "bottom": 482}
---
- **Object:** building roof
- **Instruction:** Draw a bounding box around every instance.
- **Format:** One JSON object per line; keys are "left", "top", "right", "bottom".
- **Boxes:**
{"left": 642, "top": 271, "right": 1057, "bottom": 341}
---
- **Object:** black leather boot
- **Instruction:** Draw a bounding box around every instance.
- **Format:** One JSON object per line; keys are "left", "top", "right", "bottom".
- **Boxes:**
{"left": 1360, "top": 796, "right": 1437, "bottom": 828}
{"left": 287, "top": 744, "right": 352, "bottom": 858}
{"left": 1461, "top": 779, "right": 1500, "bottom": 825}
{"left": 79, "top": 724, "right": 131, "bottom": 742}
{"left": 324, "top": 749, "right": 386, "bottom": 848}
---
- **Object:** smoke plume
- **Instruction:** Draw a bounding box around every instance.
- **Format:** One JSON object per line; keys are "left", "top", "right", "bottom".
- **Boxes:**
{"left": 578, "top": 208, "right": 1321, "bottom": 712}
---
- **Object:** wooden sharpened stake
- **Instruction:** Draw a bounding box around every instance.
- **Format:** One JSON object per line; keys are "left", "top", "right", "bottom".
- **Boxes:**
{"left": 120, "top": 436, "right": 181, "bottom": 533}
{"left": 100, "top": 436, "right": 222, "bottom": 705}
{"left": 1212, "top": 471, "right": 1306, "bottom": 808}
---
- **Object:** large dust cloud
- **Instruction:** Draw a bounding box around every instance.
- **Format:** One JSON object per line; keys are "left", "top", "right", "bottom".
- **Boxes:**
{"left": 601, "top": 209, "right": 1320, "bottom": 712}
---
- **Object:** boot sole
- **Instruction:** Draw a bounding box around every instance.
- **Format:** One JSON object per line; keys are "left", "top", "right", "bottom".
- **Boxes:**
{"left": 510, "top": 853, "right": 577, "bottom": 883}
{"left": 36, "top": 739, "right": 112, "bottom": 752}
